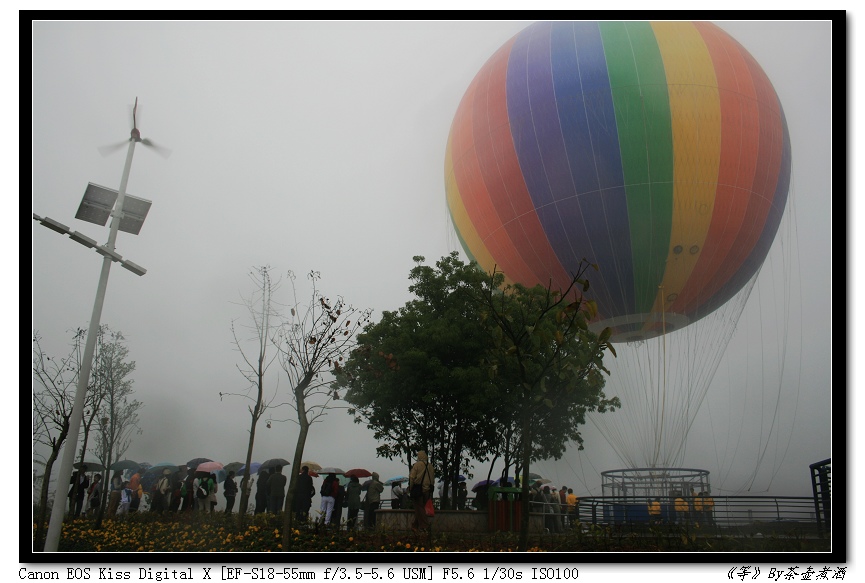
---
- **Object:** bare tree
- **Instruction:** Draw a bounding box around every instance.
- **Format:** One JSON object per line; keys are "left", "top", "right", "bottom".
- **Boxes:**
{"left": 88, "top": 328, "right": 141, "bottom": 527}
{"left": 221, "top": 266, "right": 284, "bottom": 520}
{"left": 32, "top": 332, "right": 78, "bottom": 550}
{"left": 275, "top": 271, "right": 370, "bottom": 550}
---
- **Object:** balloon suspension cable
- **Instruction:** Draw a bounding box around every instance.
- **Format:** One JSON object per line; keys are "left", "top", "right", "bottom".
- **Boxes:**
{"left": 655, "top": 285, "right": 667, "bottom": 467}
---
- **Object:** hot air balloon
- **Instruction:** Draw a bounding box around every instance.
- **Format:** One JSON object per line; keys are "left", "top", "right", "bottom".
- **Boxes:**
{"left": 445, "top": 21, "right": 792, "bottom": 472}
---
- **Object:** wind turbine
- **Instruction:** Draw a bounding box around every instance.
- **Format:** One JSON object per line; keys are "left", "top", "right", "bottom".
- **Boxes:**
{"left": 97, "top": 97, "right": 172, "bottom": 159}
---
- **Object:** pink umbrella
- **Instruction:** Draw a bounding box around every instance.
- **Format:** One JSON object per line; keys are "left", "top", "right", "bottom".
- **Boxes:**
{"left": 196, "top": 461, "right": 224, "bottom": 474}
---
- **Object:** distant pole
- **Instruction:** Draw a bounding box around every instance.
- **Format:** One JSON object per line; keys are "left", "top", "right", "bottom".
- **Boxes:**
{"left": 43, "top": 139, "right": 137, "bottom": 552}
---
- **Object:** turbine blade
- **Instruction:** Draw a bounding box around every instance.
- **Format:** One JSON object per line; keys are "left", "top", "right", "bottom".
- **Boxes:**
{"left": 141, "top": 138, "right": 172, "bottom": 159}
{"left": 97, "top": 141, "right": 128, "bottom": 157}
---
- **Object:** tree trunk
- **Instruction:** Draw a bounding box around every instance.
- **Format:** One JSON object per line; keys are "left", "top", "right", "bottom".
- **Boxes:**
{"left": 282, "top": 417, "right": 309, "bottom": 550}
{"left": 34, "top": 439, "right": 64, "bottom": 552}
{"left": 238, "top": 410, "right": 261, "bottom": 526}
{"left": 282, "top": 375, "right": 313, "bottom": 551}
{"left": 518, "top": 411, "right": 531, "bottom": 552}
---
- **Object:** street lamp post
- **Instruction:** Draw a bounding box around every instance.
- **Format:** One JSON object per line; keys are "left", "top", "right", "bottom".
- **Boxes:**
{"left": 36, "top": 131, "right": 151, "bottom": 552}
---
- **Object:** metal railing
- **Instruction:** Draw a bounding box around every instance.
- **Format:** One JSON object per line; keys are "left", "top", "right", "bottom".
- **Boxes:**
{"left": 574, "top": 495, "right": 821, "bottom": 534}
{"left": 809, "top": 459, "right": 831, "bottom": 535}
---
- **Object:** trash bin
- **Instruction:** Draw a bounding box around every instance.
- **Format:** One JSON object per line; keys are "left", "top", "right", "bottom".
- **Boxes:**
{"left": 488, "top": 486, "right": 522, "bottom": 531}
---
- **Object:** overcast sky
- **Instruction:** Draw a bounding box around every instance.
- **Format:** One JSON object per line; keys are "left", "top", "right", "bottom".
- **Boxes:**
{"left": 30, "top": 19, "right": 835, "bottom": 529}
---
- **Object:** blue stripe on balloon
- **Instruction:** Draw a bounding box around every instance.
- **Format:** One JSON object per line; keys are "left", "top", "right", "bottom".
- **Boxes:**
{"left": 550, "top": 21, "right": 635, "bottom": 319}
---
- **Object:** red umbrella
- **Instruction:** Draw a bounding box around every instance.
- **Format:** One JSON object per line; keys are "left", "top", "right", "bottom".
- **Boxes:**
{"left": 345, "top": 468, "right": 372, "bottom": 478}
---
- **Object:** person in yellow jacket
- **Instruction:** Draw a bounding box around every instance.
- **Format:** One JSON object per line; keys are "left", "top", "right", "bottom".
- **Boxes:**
{"left": 702, "top": 492, "right": 715, "bottom": 525}
{"left": 693, "top": 491, "right": 704, "bottom": 521}
{"left": 566, "top": 488, "right": 579, "bottom": 526}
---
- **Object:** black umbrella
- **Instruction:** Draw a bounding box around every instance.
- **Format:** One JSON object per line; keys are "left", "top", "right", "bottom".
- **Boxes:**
{"left": 110, "top": 459, "right": 140, "bottom": 471}
{"left": 260, "top": 458, "right": 290, "bottom": 471}
{"left": 186, "top": 457, "right": 212, "bottom": 471}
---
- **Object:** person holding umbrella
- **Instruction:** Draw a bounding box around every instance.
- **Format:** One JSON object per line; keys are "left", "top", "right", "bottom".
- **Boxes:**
{"left": 169, "top": 466, "right": 187, "bottom": 512}
{"left": 68, "top": 466, "right": 89, "bottom": 518}
{"left": 223, "top": 471, "right": 238, "bottom": 514}
{"left": 268, "top": 466, "right": 287, "bottom": 515}
{"left": 128, "top": 468, "right": 142, "bottom": 513}
{"left": 364, "top": 472, "right": 384, "bottom": 529}
{"left": 456, "top": 482, "right": 468, "bottom": 511}
{"left": 152, "top": 469, "right": 172, "bottom": 512}
{"left": 345, "top": 475, "right": 362, "bottom": 529}
{"left": 106, "top": 470, "right": 124, "bottom": 517}
{"left": 255, "top": 469, "right": 271, "bottom": 514}
{"left": 319, "top": 473, "right": 339, "bottom": 526}
{"left": 295, "top": 466, "right": 315, "bottom": 522}
{"left": 87, "top": 474, "right": 103, "bottom": 516}
{"left": 391, "top": 481, "right": 405, "bottom": 509}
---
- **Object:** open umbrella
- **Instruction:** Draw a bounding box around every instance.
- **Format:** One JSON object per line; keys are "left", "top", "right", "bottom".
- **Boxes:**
{"left": 345, "top": 468, "right": 372, "bottom": 478}
{"left": 319, "top": 466, "right": 344, "bottom": 475}
{"left": 237, "top": 462, "right": 262, "bottom": 476}
{"left": 196, "top": 461, "right": 224, "bottom": 474}
{"left": 493, "top": 477, "right": 515, "bottom": 487}
{"left": 472, "top": 479, "right": 495, "bottom": 493}
{"left": 186, "top": 457, "right": 212, "bottom": 471}
{"left": 224, "top": 462, "right": 245, "bottom": 474}
{"left": 260, "top": 458, "right": 290, "bottom": 471}
{"left": 141, "top": 463, "right": 179, "bottom": 490}
{"left": 300, "top": 461, "right": 322, "bottom": 472}
{"left": 109, "top": 459, "right": 139, "bottom": 471}
{"left": 528, "top": 472, "right": 544, "bottom": 480}
{"left": 384, "top": 476, "right": 408, "bottom": 485}
{"left": 73, "top": 461, "right": 105, "bottom": 473}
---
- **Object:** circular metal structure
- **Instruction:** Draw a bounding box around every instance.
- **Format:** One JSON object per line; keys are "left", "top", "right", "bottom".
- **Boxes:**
{"left": 601, "top": 467, "right": 711, "bottom": 500}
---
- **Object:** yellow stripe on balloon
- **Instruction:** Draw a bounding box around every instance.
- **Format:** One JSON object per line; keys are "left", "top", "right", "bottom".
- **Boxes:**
{"left": 645, "top": 21, "right": 722, "bottom": 327}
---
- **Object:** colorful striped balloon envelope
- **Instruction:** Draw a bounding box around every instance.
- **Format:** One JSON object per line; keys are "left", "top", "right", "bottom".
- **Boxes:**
{"left": 445, "top": 21, "right": 791, "bottom": 342}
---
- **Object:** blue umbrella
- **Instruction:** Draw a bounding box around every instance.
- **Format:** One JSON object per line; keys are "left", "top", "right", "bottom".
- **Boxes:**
{"left": 237, "top": 462, "right": 262, "bottom": 476}
{"left": 472, "top": 479, "right": 495, "bottom": 493}
{"left": 384, "top": 476, "right": 408, "bottom": 485}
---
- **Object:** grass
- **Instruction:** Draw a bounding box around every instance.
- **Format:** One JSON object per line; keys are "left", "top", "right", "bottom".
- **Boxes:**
{"left": 34, "top": 512, "right": 831, "bottom": 553}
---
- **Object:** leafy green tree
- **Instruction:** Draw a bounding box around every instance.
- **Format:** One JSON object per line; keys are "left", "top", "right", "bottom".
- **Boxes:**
{"left": 479, "top": 263, "right": 619, "bottom": 551}
{"left": 340, "top": 253, "right": 502, "bottom": 506}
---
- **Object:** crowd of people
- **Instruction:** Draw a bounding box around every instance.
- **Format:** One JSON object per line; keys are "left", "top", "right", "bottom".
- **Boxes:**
{"left": 69, "top": 453, "right": 637, "bottom": 534}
